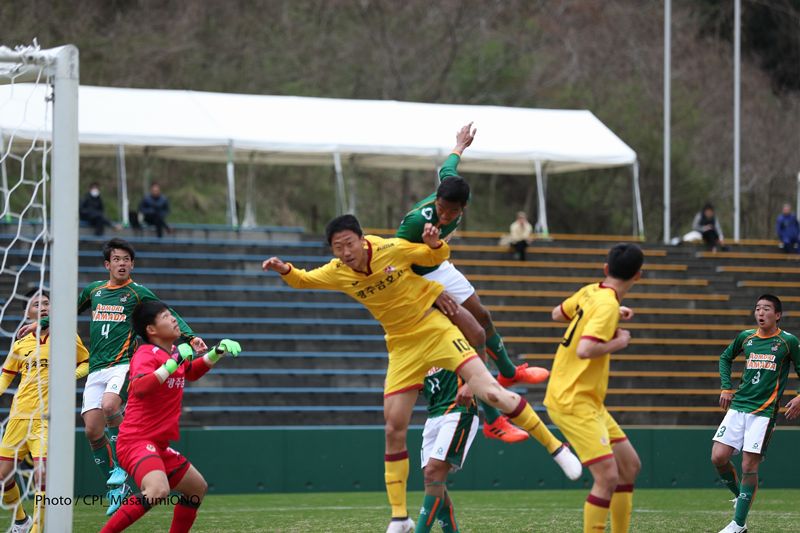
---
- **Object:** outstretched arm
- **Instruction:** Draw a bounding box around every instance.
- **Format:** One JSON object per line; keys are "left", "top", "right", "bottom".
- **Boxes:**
{"left": 439, "top": 122, "right": 477, "bottom": 181}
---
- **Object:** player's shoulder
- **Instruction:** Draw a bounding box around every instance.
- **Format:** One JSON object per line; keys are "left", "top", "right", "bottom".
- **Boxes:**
{"left": 779, "top": 329, "right": 799, "bottom": 343}
{"left": 84, "top": 280, "right": 108, "bottom": 291}
{"left": 366, "top": 235, "right": 405, "bottom": 250}
{"left": 133, "top": 343, "right": 164, "bottom": 359}
{"left": 12, "top": 333, "right": 36, "bottom": 352}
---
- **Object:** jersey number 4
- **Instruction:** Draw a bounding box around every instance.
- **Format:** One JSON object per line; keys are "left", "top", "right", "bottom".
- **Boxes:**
{"left": 100, "top": 323, "right": 111, "bottom": 339}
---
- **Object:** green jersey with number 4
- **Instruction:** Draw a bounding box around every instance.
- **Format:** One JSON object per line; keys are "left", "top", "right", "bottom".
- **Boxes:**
{"left": 719, "top": 328, "right": 800, "bottom": 418}
{"left": 38, "top": 278, "right": 195, "bottom": 374}
{"left": 395, "top": 152, "right": 464, "bottom": 276}
{"left": 422, "top": 367, "right": 478, "bottom": 418}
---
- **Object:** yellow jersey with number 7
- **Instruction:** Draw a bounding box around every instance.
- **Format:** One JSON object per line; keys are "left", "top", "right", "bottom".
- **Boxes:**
{"left": 544, "top": 283, "right": 620, "bottom": 414}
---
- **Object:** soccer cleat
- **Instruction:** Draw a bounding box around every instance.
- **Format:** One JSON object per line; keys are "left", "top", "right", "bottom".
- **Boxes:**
{"left": 11, "top": 516, "right": 33, "bottom": 533}
{"left": 106, "top": 466, "right": 128, "bottom": 486}
{"left": 483, "top": 416, "right": 530, "bottom": 443}
{"left": 385, "top": 517, "right": 415, "bottom": 533}
{"left": 106, "top": 483, "right": 131, "bottom": 516}
{"left": 552, "top": 443, "right": 582, "bottom": 481}
{"left": 718, "top": 520, "right": 747, "bottom": 533}
{"left": 497, "top": 364, "right": 550, "bottom": 387}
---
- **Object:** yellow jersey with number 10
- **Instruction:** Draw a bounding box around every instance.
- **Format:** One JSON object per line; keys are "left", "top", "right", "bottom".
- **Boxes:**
{"left": 544, "top": 283, "right": 620, "bottom": 414}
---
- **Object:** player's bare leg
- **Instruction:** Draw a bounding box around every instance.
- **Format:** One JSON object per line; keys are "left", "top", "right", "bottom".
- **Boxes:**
{"left": 585, "top": 457, "right": 618, "bottom": 533}
{"left": 170, "top": 465, "right": 208, "bottom": 533}
{"left": 446, "top": 304, "right": 528, "bottom": 444}
{"left": 461, "top": 293, "right": 549, "bottom": 386}
{"left": 609, "top": 440, "right": 640, "bottom": 533}
{"left": 383, "top": 390, "right": 417, "bottom": 533}
{"left": 416, "top": 459, "right": 454, "bottom": 533}
{"left": 457, "top": 358, "right": 581, "bottom": 479}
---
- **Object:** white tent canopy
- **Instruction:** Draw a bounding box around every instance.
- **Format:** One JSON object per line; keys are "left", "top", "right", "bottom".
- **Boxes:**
{"left": 0, "top": 84, "right": 641, "bottom": 234}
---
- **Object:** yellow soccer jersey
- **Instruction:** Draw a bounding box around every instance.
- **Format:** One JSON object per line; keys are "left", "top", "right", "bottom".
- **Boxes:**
{"left": 281, "top": 235, "right": 449, "bottom": 335}
{"left": 0, "top": 332, "right": 89, "bottom": 420}
{"left": 544, "top": 283, "right": 620, "bottom": 414}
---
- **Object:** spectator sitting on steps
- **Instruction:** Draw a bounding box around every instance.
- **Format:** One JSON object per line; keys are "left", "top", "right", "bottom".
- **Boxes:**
{"left": 79, "top": 182, "right": 121, "bottom": 236}
{"left": 139, "top": 183, "right": 173, "bottom": 238}
{"left": 776, "top": 203, "right": 800, "bottom": 255}
{"left": 692, "top": 202, "right": 726, "bottom": 253}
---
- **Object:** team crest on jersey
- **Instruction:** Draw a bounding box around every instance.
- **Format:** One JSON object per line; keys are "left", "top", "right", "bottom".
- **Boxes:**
{"left": 600, "top": 435, "right": 609, "bottom": 446}
{"left": 384, "top": 266, "right": 396, "bottom": 274}
{"left": 771, "top": 340, "right": 780, "bottom": 352}
{"left": 119, "top": 293, "right": 131, "bottom": 304}
{"left": 146, "top": 444, "right": 156, "bottom": 452}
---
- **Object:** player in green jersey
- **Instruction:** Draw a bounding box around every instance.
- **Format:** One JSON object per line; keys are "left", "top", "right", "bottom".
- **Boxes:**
{"left": 711, "top": 294, "right": 800, "bottom": 533}
{"left": 414, "top": 367, "right": 479, "bottom": 533}
{"left": 395, "top": 122, "right": 549, "bottom": 445}
{"left": 18, "top": 238, "right": 207, "bottom": 516}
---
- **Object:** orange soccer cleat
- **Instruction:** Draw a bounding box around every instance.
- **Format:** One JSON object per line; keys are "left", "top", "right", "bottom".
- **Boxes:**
{"left": 497, "top": 363, "right": 549, "bottom": 387}
{"left": 482, "top": 416, "right": 530, "bottom": 443}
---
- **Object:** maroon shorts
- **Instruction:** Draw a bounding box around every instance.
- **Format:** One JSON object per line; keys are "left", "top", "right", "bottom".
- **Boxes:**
{"left": 117, "top": 438, "right": 191, "bottom": 489}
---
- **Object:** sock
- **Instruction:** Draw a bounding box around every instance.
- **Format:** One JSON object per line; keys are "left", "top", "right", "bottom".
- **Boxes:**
{"left": 3, "top": 480, "right": 27, "bottom": 522}
{"left": 31, "top": 489, "right": 44, "bottom": 533}
{"left": 486, "top": 327, "right": 517, "bottom": 378}
{"left": 716, "top": 461, "right": 740, "bottom": 498}
{"left": 507, "top": 398, "right": 562, "bottom": 454}
{"left": 91, "top": 435, "right": 114, "bottom": 481}
{"left": 734, "top": 472, "right": 758, "bottom": 527}
{"left": 436, "top": 498, "right": 459, "bottom": 533}
{"left": 105, "top": 412, "right": 124, "bottom": 470}
{"left": 584, "top": 494, "right": 610, "bottom": 533}
{"left": 385, "top": 451, "right": 409, "bottom": 519}
{"left": 169, "top": 498, "right": 202, "bottom": 533}
{"left": 479, "top": 363, "right": 502, "bottom": 424}
{"left": 99, "top": 493, "right": 151, "bottom": 533}
{"left": 610, "top": 484, "right": 633, "bottom": 533}
{"left": 415, "top": 488, "right": 443, "bottom": 533}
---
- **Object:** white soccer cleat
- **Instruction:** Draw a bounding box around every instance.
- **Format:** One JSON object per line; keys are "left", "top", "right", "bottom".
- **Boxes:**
{"left": 552, "top": 443, "right": 582, "bottom": 481}
{"left": 11, "top": 515, "right": 32, "bottom": 533}
{"left": 718, "top": 520, "right": 747, "bottom": 533}
{"left": 385, "top": 517, "right": 415, "bottom": 533}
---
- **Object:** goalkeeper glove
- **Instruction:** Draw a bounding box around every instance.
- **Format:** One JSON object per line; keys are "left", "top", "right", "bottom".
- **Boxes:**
{"left": 208, "top": 339, "right": 242, "bottom": 362}
{"left": 163, "top": 344, "right": 194, "bottom": 374}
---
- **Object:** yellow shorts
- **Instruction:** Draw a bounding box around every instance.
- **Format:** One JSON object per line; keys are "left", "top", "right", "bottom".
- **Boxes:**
{"left": 547, "top": 406, "right": 626, "bottom": 466}
{"left": 0, "top": 419, "right": 47, "bottom": 462}
{"left": 384, "top": 310, "right": 479, "bottom": 397}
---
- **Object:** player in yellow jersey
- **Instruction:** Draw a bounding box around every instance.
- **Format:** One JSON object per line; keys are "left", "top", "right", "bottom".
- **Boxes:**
{"left": 263, "top": 214, "right": 581, "bottom": 533}
{"left": 0, "top": 290, "right": 89, "bottom": 533}
{"left": 545, "top": 243, "right": 644, "bottom": 533}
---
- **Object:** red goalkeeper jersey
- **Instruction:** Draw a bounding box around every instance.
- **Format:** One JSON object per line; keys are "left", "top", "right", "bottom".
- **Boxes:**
{"left": 119, "top": 343, "right": 207, "bottom": 445}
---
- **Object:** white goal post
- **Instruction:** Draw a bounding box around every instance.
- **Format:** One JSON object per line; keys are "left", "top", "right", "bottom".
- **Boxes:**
{"left": 0, "top": 43, "right": 79, "bottom": 533}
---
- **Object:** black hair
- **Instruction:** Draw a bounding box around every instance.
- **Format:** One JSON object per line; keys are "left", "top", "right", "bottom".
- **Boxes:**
{"left": 703, "top": 202, "right": 714, "bottom": 211}
{"left": 607, "top": 243, "right": 644, "bottom": 281}
{"left": 23, "top": 288, "right": 49, "bottom": 311}
{"left": 90, "top": 182, "right": 99, "bottom": 188}
{"left": 132, "top": 300, "right": 170, "bottom": 343}
{"left": 103, "top": 238, "right": 136, "bottom": 261}
{"left": 325, "top": 214, "right": 363, "bottom": 246}
{"left": 755, "top": 294, "right": 782, "bottom": 317}
{"left": 436, "top": 176, "right": 470, "bottom": 207}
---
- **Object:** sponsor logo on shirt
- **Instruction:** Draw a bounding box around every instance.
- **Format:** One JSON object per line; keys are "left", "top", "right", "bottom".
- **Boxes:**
{"left": 166, "top": 377, "right": 185, "bottom": 389}
{"left": 747, "top": 353, "right": 777, "bottom": 371}
{"left": 93, "top": 304, "right": 127, "bottom": 323}
{"left": 377, "top": 243, "right": 395, "bottom": 251}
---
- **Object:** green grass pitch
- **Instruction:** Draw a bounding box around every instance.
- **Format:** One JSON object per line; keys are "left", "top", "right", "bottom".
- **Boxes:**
{"left": 63, "top": 489, "right": 800, "bottom": 532}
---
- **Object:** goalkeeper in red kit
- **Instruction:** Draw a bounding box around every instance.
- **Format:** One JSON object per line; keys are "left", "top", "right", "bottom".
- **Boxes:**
{"left": 100, "top": 300, "right": 241, "bottom": 533}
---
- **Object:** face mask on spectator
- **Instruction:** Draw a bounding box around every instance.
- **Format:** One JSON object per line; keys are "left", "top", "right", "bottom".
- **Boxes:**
{"left": 90, "top": 188, "right": 100, "bottom": 198}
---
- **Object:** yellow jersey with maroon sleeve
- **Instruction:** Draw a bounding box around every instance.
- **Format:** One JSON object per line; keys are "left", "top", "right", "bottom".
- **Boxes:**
{"left": 0, "top": 332, "right": 90, "bottom": 420}
{"left": 280, "top": 235, "right": 449, "bottom": 335}
{"left": 544, "top": 283, "right": 620, "bottom": 414}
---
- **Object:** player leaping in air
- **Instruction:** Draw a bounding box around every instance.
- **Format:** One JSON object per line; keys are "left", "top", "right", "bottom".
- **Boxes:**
{"left": 395, "top": 122, "right": 549, "bottom": 444}
{"left": 0, "top": 290, "right": 89, "bottom": 533}
{"left": 99, "top": 300, "right": 241, "bottom": 533}
{"left": 18, "top": 238, "right": 208, "bottom": 516}
{"left": 263, "top": 214, "right": 581, "bottom": 533}
{"left": 711, "top": 295, "right": 800, "bottom": 533}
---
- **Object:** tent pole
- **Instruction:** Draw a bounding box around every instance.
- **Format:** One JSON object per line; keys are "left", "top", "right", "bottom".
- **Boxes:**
{"left": 0, "top": 134, "right": 9, "bottom": 222}
{"left": 116, "top": 145, "right": 130, "bottom": 226}
{"left": 142, "top": 146, "right": 151, "bottom": 197}
{"left": 796, "top": 172, "right": 800, "bottom": 220}
{"left": 534, "top": 160, "right": 549, "bottom": 238}
{"left": 664, "top": 0, "right": 671, "bottom": 245}
{"left": 633, "top": 162, "right": 644, "bottom": 240}
{"left": 226, "top": 141, "right": 238, "bottom": 228}
{"left": 333, "top": 152, "right": 347, "bottom": 216}
{"left": 242, "top": 152, "right": 257, "bottom": 228}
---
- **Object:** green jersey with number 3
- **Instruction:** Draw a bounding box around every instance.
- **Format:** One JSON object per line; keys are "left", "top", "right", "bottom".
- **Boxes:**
{"left": 38, "top": 278, "right": 195, "bottom": 374}
{"left": 719, "top": 328, "right": 800, "bottom": 418}
{"left": 422, "top": 367, "right": 478, "bottom": 418}
{"left": 395, "top": 152, "right": 465, "bottom": 276}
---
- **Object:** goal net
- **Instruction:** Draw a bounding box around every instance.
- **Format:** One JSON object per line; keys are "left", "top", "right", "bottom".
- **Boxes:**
{"left": 0, "top": 42, "right": 79, "bottom": 533}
